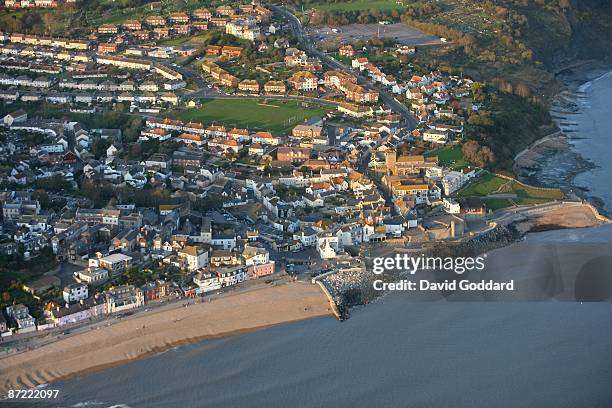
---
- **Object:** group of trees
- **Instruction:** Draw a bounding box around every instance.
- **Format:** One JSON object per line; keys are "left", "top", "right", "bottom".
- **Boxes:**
{"left": 122, "top": 139, "right": 180, "bottom": 161}
{"left": 80, "top": 179, "right": 178, "bottom": 208}
{"left": 33, "top": 175, "right": 74, "bottom": 193}
{"left": 462, "top": 140, "right": 495, "bottom": 168}
{"left": 0, "top": 10, "right": 65, "bottom": 35}
{"left": 462, "top": 87, "right": 551, "bottom": 171}
{"left": 0, "top": 246, "right": 58, "bottom": 312}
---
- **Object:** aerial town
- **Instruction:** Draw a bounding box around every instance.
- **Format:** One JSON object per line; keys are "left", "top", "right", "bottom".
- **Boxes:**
{"left": 0, "top": 0, "right": 571, "bottom": 339}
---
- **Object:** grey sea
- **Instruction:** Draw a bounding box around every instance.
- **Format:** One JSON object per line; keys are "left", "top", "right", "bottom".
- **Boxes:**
{"left": 570, "top": 71, "right": 612, "bottom": 214}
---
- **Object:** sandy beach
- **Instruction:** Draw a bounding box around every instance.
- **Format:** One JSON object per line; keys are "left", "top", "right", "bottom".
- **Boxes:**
{"left": 523, "top": 202, "right": 610, "bottom": 232}
{"left": 0, "top": 281, "right": 333, "bottom": 393}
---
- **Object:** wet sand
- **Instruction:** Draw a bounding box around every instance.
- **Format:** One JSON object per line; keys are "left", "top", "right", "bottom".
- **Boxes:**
{"left": 0, "top": 281, "right": 333, "bottom": 393}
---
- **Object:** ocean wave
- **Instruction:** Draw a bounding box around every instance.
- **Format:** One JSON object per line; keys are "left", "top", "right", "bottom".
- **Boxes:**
{"left": 578, "top": 81, "right": 592, "bottom": 93}
{"left": 579, "top": 70, "right": 612, "bottom": 93}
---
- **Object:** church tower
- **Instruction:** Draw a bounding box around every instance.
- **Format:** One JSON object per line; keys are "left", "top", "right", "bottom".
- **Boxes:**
{"left": 384, "top": 149, "right": 396, "bottom": 175}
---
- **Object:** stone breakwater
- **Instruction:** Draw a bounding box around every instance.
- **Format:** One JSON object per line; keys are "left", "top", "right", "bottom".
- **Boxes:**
{"left": 321, "top": 225, "right": 522, "bottom": 319}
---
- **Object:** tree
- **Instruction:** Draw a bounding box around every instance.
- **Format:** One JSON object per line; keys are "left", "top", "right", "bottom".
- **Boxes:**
{"left": 468, "top": 111, "right": 493, "bottom": 127}
{"left": 92, "top": 138, "right": 111, "bottom": 159}
{"left": 123, "top": 117, "right": 143, "bottom": 143}
{"left": 32, "top": 189, "right": 49, "bottom": 209}
{"left": 462, "top": 140, "right": 495, "bottom": 168}
{"left": 515, "top": 82, "right": 530, "bottom": 98}
{"left": 33, "top": 175, "right": 73, "bottom": 192}
{"left": 471, "top": 82, "right": 486, "bottom": 101}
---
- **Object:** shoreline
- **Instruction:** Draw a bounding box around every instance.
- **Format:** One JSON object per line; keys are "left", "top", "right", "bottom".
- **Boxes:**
{"left": 0, "top": 281, "right": 333, "bottom": 394}
{"left": 515, "top": 62, "right": 612, "bottom": 217}
{"left": 20, "top": 319, "right": 317, "bottom": 389}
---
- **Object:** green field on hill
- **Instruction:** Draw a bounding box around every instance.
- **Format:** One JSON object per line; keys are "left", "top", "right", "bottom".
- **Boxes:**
{"left": 171, "top": 98, "right": 331, "bottom": 134}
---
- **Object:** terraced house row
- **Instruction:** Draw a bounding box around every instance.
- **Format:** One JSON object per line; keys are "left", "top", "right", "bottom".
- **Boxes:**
{"left": 95, "top": 4, "right": 271, "bottom": 42}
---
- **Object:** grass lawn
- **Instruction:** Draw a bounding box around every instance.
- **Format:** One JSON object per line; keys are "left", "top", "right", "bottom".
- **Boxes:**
{"left": 458, "top": 171, "right": 565, "bottom": 209}
{"left": 171, "top": 99, "right": 331, "bottom": 134}
{"left": 426, "top": 145, "right": 470, "bottom": 170}
{"left": 498, "top": 180, "right": 565, "bottom": 201}
{"left": 312, "top": 0, "right": 407, "bottom": 12}
{"left": 87, "top": 6, "right": 150, "bottom": 25}
{"left": 483, "top": 198, "right": 513, "bottom": 211}
{"left": 456, "top": 172, "right": 506, "bottom": 197}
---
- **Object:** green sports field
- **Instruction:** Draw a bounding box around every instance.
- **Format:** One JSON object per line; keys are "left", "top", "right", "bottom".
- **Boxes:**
{"left": 171, "top": 99, "right": 331, "bottom": 134}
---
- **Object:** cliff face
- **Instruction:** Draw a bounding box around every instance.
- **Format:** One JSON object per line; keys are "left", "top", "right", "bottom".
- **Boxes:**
{"left": 528, "top": 0, "right": 612, "bottom": 70}
{"left": 569, "top": 1, "right": 612, "bottom": 61}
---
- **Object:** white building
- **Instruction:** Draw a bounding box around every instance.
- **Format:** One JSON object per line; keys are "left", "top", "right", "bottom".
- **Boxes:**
{"left": 443, "top": 197, "right": 461, "bottom": 214}
{"left": 105, "top": 285, "right": 144, "bottom": 314}
{"left": 211, "top": 234, "right": 236, "bottom": 250}
{"left": 193, "top": 271, "right": 222, "bottom": 293}
{"left": 442, "top": 169, "right": 475, "bottom": 196}
{"left": 242, "top": 245, "right": 269, "bottom": 266}
{"left": 95, "top": 253, "right": 133, "bottom": 276}
{"left": 178, "top": 245, "right": 209, "bottom": 271}
{"left": 422, "top": 129, "right": 448, "bottom": 144}
{"left": 63, "top": 283, "right": 89, "bottom": 303}
{"left": 317, "top": 234, "right": 339, "bottom": 259}
{"left": 293, "top": 228, "right": 317, "bottom": 247}
{"left": 218, "top": 266, "right": 247, "bottom": 287}
{"left": 74, "top": 267, "right": 109, "bottom": 285}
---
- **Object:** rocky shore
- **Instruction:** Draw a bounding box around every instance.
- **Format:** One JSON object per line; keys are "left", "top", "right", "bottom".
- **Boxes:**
{"left": 514, "top": 132, "right": 594, "bottom": 193}
{"left": 515, "top": 63, "right": 612, "bottom": 216}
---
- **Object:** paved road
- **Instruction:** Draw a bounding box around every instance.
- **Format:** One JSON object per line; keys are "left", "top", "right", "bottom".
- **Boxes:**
{"left": 162, "top": 62, "right": 222, "bottom": 98}
{"left": 271, "top": 5, "right": 418, "bottom": 129}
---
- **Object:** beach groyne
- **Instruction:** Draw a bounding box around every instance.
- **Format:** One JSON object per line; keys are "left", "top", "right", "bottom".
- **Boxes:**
{"left": 312, "top": 278, "right": 343, "bottom": 320}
